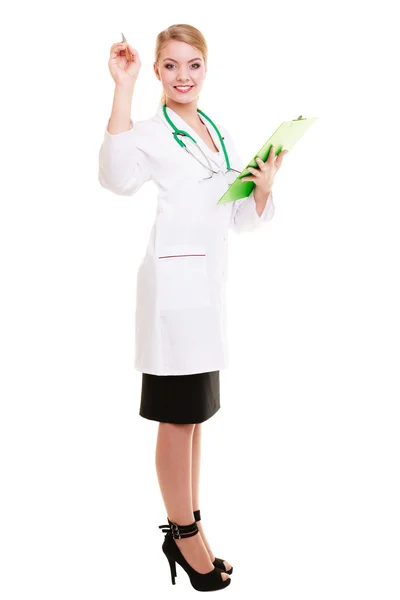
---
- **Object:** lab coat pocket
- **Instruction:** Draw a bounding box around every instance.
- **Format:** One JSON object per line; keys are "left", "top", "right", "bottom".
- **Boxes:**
{"left": 158, "top": 244, "right": 212, "bottom": 312}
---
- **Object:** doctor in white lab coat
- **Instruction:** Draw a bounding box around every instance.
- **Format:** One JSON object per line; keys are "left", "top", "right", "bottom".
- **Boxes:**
{"left": 98, "top": 28, "right": 290, "bottom": 591}
{"left": 98, "top": 38, "right": 288, "bottom": 377}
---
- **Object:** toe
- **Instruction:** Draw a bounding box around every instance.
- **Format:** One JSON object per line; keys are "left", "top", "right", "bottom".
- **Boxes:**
{"left": 221, "top": 572, "right": 230, "bottom": 582}
{"left": 224, "top": 560, "right": 232, "bottom": 572}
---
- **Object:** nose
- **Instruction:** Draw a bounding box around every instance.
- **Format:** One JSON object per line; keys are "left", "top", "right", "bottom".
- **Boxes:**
{"left": 177, "top": 68, "right": 190, "bottom": 82}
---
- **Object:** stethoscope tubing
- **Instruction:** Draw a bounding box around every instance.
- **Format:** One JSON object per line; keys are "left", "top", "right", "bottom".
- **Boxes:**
{"left": 182, "top": 139, "right": 222, "bottom": 176}
{"left": 162, "top": 103, "right": 231, "bottom": 172}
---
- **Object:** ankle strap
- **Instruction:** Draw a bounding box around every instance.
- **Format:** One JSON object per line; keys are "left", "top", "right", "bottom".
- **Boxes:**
{"left": 158, "top": 518, "right": 199, "bottom": 540}
{"left": 193, "top": 509, "right": 201, "bottom": 522}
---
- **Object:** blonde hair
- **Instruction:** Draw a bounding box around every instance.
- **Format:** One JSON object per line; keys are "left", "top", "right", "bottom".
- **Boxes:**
{"left": 155, "top": 24, "right": 208, "bottom": 106}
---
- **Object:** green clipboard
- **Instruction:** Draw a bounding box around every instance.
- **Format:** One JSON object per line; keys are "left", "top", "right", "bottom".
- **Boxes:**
{"left": 217, "top": 115, "right": 318, "bottom": 204}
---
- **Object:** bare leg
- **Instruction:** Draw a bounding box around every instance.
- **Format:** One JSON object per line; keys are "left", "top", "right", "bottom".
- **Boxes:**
{"left": 191, "top": 423, "right": 232, "bottom": 572}
{"left": 155, "top": 422, "right": 229, "bottom": 581}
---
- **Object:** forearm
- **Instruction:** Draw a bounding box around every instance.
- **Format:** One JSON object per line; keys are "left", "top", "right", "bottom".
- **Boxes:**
{"left": 253, "top": 186, "right": 272, "bottom": 216}
{"left": 107, "top": 85, "right": 135, "bottom": 135}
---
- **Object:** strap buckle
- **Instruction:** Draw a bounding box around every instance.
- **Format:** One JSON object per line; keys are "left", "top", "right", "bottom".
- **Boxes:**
{"left": 171, "top": 522, "right": 181, "bottom": 539}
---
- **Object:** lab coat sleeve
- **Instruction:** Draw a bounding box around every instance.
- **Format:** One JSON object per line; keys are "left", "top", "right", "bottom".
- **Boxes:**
{"left": 98, "top": 119, "right": 153, "bottom": 196}
{"left": 222, "top": 128, "right": 275, "bottom": 234}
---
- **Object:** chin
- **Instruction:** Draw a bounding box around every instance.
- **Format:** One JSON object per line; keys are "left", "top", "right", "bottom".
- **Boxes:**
{"left": 176, "top": 96, "right": 197, "bottom": 103}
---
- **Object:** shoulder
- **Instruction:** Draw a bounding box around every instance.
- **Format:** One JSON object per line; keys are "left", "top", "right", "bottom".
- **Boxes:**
{"left": 114, "top": 114, "right": 163, "bottom": 151}
{"left": 131, "top": 114, "right": 160, "bottom": 135}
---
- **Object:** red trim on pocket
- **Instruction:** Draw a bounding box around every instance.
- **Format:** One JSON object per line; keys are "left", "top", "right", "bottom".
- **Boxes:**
{"left": 158, "top": 254, "right": 206, "bottom": 259}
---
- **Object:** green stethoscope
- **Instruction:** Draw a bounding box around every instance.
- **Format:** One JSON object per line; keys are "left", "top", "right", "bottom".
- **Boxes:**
{"left": 162, "top": 103, "right": 236, "bottom": 180}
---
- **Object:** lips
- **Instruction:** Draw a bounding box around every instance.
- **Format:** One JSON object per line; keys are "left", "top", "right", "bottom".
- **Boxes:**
{"left": 174, "top": 85, "right": 194, "bottom": 91}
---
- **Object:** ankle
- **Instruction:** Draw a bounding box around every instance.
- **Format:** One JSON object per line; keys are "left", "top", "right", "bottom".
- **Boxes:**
{"left": 169, "top": 515, "right": 197, "bottom": 526}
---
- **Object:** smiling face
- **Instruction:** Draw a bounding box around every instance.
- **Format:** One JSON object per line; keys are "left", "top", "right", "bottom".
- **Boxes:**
{"left": 154, "top": 39, "right": 206, "bottom": 105}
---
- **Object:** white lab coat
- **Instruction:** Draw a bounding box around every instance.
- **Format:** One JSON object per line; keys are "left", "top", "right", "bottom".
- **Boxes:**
{"left": 98, "top": 102, "right": 275, "bottom": 375}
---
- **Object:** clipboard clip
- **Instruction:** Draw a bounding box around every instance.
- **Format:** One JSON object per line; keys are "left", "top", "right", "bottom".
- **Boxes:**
{"left": 293, "top": 115, "right": 306, "bottom": 120}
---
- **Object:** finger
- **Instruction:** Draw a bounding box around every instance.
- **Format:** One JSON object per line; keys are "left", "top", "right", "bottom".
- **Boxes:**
{"left": 125, "top": 45, "right": 133, "bottom": 61}
{"left": 111, "top": 42, "right": 138, "bottom": 60}
{"left": 110, "top": 42, "right": 128, "bottom": 57}
{"left": 255, "top": 157, "right": 267, "bottom": 170}
{"left": 110, "top": 42, "right": 127, "bottom": 51}
{"left": 240, "top": 176, "right": 256, "bottom": 182}
{"left": 247, "top": 166, "right": 262, "bottom": 177}
{"left": 275, "top": 150, "right": 289, "bottom": 168}
{"left": 125, "top": 44, "right": 139, "bottom": 62}
{"left": 128, "top": 45, "right": 140, "bottom": 61}
{"left": 268, "top": 146, "right": 275, "bottom": 162}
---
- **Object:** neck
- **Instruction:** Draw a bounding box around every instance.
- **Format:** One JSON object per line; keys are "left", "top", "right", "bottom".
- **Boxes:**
{"left": 165, "top": 98, "right": 203, "bottom": 127}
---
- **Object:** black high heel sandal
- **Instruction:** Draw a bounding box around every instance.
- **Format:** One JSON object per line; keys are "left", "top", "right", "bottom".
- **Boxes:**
{"left": 158, "top": 517, "right": 231, "bottom": 591}
{"left": 194, "top": 509, "right": 234, "bottom": 575}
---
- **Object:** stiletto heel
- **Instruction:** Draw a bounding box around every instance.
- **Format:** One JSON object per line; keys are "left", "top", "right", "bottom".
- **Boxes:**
{"left": 159, "top": 518, "right": 231, "bottom": 591}
{"left": 194, "top": 509, "right": 233, "bottom": 575}
{"left": 166, "top": 554, "right": 177, "bottom": 585}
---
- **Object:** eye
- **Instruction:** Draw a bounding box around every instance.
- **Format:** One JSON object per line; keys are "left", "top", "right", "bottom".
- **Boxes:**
{"left": 191, "top": 63, "right": 201, "bottom": 69}
{"left": 165, "top": 64, "right": 175, "bottom": 69}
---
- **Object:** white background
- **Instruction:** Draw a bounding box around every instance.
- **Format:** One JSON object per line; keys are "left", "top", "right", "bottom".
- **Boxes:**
{"left": 1, "top": 1, "right": 399, "bottom": 598}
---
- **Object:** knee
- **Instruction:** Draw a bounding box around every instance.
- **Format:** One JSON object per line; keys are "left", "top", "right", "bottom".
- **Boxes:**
{"left": 159, "top": 422, "right": 196, "bottom": 434}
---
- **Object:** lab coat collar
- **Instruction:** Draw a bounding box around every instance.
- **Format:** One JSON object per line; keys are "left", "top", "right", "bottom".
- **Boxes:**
{"left": 156, "top": 102, "right": 224, "bottom": 164}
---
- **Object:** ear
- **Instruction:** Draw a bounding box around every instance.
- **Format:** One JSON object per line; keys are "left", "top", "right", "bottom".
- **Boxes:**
{"left": 153, "top": 62, "right": 160, "bottom": 81}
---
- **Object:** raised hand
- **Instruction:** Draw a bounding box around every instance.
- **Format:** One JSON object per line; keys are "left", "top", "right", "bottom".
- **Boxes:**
{"left": 108, "top": 41, "right": 141, "bottom": 89}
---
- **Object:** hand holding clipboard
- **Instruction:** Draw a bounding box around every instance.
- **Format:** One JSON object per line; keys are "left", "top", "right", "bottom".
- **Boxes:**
{"left": 217, "top": 115, "right": 317, "bottom": 204}
{"left": 239, "top": 144, "right": 289, "bottom": 198}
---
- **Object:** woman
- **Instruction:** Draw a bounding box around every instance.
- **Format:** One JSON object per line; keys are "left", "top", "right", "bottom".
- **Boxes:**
{"left": 98, "top": 23, "right": 287, "bottom": 592}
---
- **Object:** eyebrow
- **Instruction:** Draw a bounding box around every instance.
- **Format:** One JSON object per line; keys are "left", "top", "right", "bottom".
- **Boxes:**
{"left": 163, "top": 57, "right": 202, "bottom": 63}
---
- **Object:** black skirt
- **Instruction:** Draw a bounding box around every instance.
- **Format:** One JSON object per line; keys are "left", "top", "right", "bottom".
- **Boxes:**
{"left": 139, "top": 371, "right": 220, "bottom": 424}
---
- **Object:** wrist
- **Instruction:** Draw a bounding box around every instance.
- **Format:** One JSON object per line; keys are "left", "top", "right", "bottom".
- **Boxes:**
{"left": 114, "top": 83, "right": 135, "bottom": 97}
{"left": 254, "top": 187, "right": 272, "bottom": 204}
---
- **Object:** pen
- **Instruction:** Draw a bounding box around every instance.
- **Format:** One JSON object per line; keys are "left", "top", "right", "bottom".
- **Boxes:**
{"left": 121, "top": 33, "right": 134, "bottom": 62}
